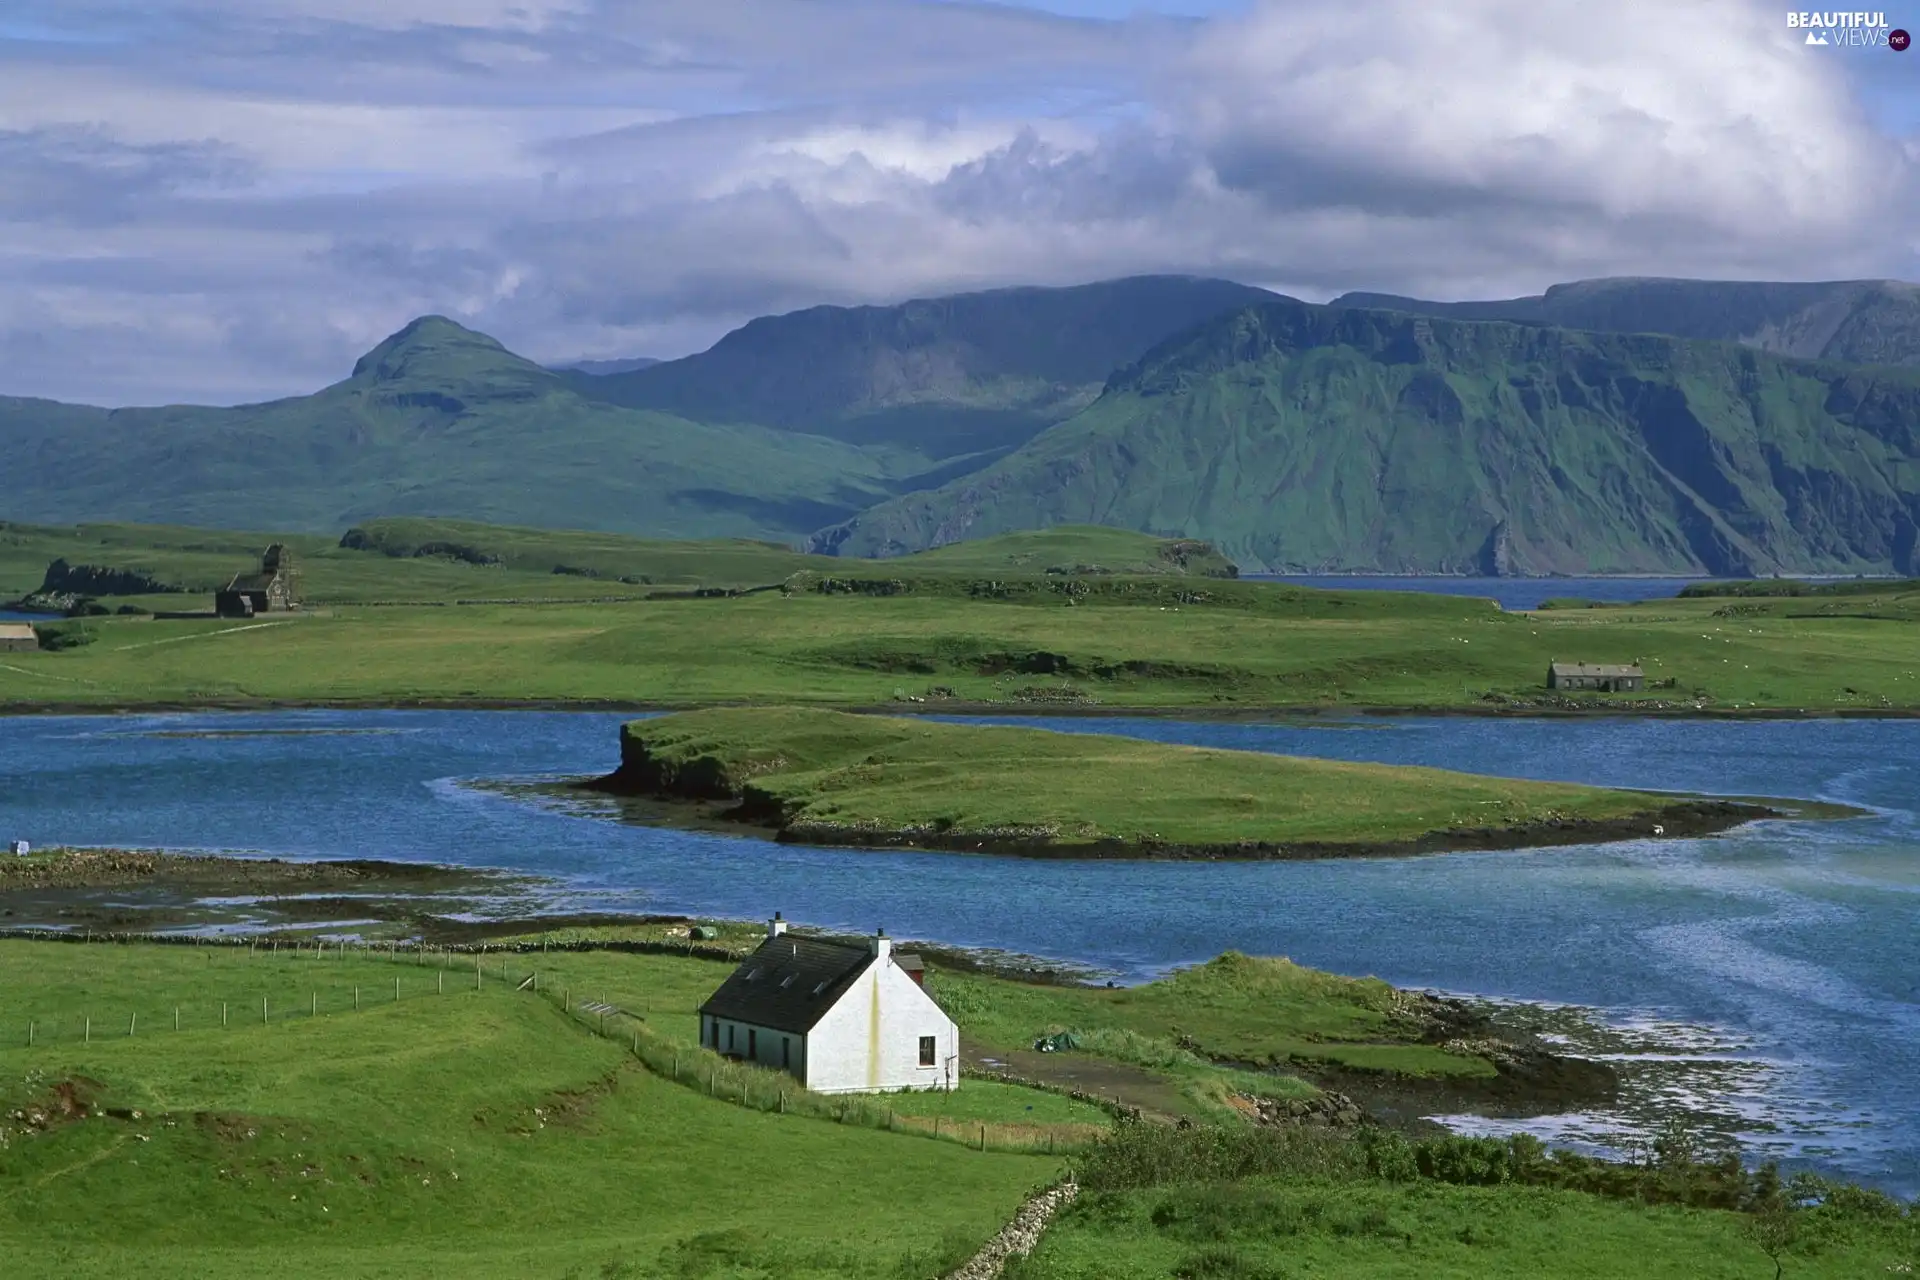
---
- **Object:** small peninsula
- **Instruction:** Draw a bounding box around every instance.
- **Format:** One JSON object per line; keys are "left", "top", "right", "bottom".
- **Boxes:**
{"left": 588, "top": 708, "right": 1774, "bottom": 858}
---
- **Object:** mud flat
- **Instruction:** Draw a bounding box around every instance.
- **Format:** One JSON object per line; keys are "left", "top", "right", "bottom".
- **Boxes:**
{"left": 0, "top": 848, "right": 527, "bottom": 937}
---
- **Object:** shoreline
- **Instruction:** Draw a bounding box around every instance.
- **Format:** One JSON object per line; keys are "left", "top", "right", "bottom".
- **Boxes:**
{"left": 4, "top": 695, "right": 1919, "bottom": 721}
{"left": 0, "top": 848, "right": 1624, "bottom": 1126}
{"left": 580, "top": 771, "right": 1796, "bottom": 862}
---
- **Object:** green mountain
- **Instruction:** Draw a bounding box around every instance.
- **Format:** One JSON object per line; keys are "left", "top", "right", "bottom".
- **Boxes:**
{"left": 554, "top": 357, "right": 660, "bottom": 375}
{"left": 1335, "top": 277, "right": 1920, "bottom": 367}
{"left": 813, "top": 298, "right": 1920, "bottom": 576}
{"left": 0, "top": 317, "right": 910, "bottom": 539}
{"left": 565, "top": 276, "right": 1278, "bottom": 464}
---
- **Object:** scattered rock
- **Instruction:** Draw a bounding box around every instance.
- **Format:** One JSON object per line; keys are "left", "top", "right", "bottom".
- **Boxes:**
{"left": 1233, "top": 1090, "right": 1366, "bottom": 1129}
{"left": 946, "top": 1180, "right": 1079, "bottom": 1280}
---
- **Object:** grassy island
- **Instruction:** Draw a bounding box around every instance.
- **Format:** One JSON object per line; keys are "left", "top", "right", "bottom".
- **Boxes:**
{"left": 593, "top": 708, "right": 1768, "bottom": 857}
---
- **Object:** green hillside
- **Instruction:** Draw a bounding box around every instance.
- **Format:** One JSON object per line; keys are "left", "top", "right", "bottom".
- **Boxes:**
{"left": 569, "top": 276, "right": 1277, "bottom": 458}
{"left": 1336, "top": 276, "right": 1920, "bottom": 367}
{"left": 818, "top": 298, "right": 1920, "bottom": 574}
{"left": 0, "top": 317, "right": 912, "bottom": 540}
{"left": 0, "top": 518, "right": 1236, "bottom": 609}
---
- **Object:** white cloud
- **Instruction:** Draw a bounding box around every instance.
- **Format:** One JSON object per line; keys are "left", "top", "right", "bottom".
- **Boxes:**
{"left": 0, "top": 0, "right": 1912, "bottom": 405}
{"left": 1180, "top": 0, "right": 1896, "bottom": 232}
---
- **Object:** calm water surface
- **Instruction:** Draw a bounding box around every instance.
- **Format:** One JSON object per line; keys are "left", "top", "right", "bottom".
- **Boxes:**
{"left": 1260, "top": 575, "right": 1704, "bottom": 610}
{"left": 1, "top": 709, "right": 1915, "bottom": 1188}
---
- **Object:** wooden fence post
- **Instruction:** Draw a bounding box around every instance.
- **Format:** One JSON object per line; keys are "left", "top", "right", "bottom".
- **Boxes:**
{"left": 173, "top": 1006, "right": 179, "bottom": 1032}
{"left": 311, "top": 992, "right": 317, "bottom": 1018}
{"left": 128, "top": 1012, "right": 136, "bottom": 1037}
{"left": 27, "top": 1020, "right": 33, "bottom": 1047}
{"left": 393, "top": 977, "right": 399, "bottom": 1003}
{"left": 84, "top": 1017, "right": 90, "bottom": 1044}
{"left": 222, "top": 1002, "right": 228, "bottom": 1027}
{"left": 438, "top": 971, "right": 444, "bottom": 995}
{"left": 355, "top": 987, "right": 360, "bottom": 1011}
{"left": 263, "top": 997, "right": 269, "bottom": 1025}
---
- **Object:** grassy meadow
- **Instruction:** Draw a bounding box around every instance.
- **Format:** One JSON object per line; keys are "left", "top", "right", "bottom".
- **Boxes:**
{"left": 0, "top": 938, "right": 1062, "bottom": 1280}
{"left": 613, "top": 707, "right": 1688, "bottom": 851}
{"left": 1007, "top": 1175, "right": 1918, "bottom": 1279}
{"left": 0, "top": 515, "right": 1913, "bottom": 711}
{"left": 3, "top": 563, "right": 1916, "bottom": 712}
{"left": 4, "top": 937, "right": 1913, "bottom": 1278}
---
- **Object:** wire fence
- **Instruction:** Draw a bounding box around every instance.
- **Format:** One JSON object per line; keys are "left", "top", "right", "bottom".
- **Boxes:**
{"left": 1, "top": 932, "right": 1104, "bottom": 1156}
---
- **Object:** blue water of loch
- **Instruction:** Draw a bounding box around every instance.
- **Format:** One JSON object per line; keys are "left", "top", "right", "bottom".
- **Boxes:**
{"left": 0, "top": 709, "right": 1914, "bottom": 1189}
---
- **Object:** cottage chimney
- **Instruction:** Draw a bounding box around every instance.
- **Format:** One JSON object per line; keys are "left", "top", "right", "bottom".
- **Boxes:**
{"left": 768, "top": 911, "right": 787, "bottom": 938}
{"left": 871, "top": 927, "right": 891, "bottom": 960}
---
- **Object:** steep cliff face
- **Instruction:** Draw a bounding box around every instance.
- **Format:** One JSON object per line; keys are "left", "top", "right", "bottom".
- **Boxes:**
{"left": 568, "top": 275, "right": 1279, "bottom": 457}
{"left": 1335, "top": 277, "right": 1920, "bottom": 367}
{"left": 814, "top": 299, "right": 1920, "bottom": 575}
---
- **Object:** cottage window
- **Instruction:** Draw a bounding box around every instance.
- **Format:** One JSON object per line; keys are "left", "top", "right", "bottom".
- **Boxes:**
{"left": 727, "top": 1024, "right": 735, "bottom": 1051}
{"left": 918, "top": 1035, "right": 936, "bottom": 1067}
{"left": 782, "top": 1037, "right": 791, "bottom": 1068}
{"left": 748, "top": 1028, "right": 757, "bottom": 1058}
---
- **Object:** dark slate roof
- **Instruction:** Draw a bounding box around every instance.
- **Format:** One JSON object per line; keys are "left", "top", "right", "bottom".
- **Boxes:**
{"left": 1550, "top": 662, "right": 1642, "bottom": 677}
{"left": 699, "top": 935, "right": 877, "bottom": 1035}
{"left": 223, "top": 572, "right": 279, "bottom": 592}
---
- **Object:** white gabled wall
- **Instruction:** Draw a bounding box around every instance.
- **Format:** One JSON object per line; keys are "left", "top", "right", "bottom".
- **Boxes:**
{"left": 804, "top": 954, "right": 959, "bottom": 1094}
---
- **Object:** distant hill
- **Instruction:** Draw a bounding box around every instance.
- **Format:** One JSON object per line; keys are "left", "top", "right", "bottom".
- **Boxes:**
{"left": 815, "top": 297, "right": 1920, "bottom": 576}
{"left": 567, "top": 276, "right": 1279, "bottom": 462}
{"left": 0, "top": 317, "right": 909, "bottom": 540}
{"left": 553, "top": 357, "right": 661, "bottom": 376}
{"left": 1334, "top": 277, "right": 1920, "bottom": 367}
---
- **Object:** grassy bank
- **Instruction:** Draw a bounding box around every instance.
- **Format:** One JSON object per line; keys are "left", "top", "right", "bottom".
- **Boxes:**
{"left": 0, "top": 937, "right": 1060, "bottom": 1279}
{"left": 1, "top": 517, "right": 1914, "bottom": 715}
{"left": 1, "top": 518, "right": 1233, "bottom": 609}
{"left": 596, "top": 707, "right": 1762, "bottom": 857}
{"left": 3, "top": 933, "right": 1908, "bottom": 1277}
{"left": 2, "top": 572, "right": 1915, "bottom": 714}
{"left": 1014, "top": 1124, "right": 1919, "bottom": 1278}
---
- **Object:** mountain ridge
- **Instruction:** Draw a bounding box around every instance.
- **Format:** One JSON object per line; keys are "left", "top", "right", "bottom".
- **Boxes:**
{"left": 568, "top": 275, "right": 1280, "bottom": 458}
{"left": 814, "top": 295, "right": 1920, "bottom": 575}
{"left": 1333, "top": 277, "right": 1920, "bottom": 367}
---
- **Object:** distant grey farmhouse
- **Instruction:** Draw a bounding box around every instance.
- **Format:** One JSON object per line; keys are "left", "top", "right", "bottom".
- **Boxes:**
{"left": 0, "top": 623, "right": 38, "bottom": 653}
{"left": 216, "top": 545, "right": 298, "bottom": 618}
{"left": 1547, "top": 662, "right": 1644, "bottom": 692}
{"left": 699, "top": 915, "right": 959, "bottom": 1095}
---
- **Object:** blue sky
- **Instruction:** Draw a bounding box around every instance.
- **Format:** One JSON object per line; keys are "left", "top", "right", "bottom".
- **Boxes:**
{"left": 0, "top": 0, "right": 1914, "bottom": 405}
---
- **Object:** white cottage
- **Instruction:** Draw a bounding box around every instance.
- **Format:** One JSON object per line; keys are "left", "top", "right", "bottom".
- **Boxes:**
{"left": 698, "top": 915, "right": 960, "bottom": 1094}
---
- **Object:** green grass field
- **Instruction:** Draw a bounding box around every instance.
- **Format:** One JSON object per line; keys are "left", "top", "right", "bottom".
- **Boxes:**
{"left": 927, "top": 953, "right": 1487, "bottom": 1083}
{"left": 0, "top": 939, "right": 1063, "bottom": 1279}
{"left": 0, "top": 519, "right": 1233, "bottom": 610}
{"left": 614, "top": 708, "right": 1682, "bottom": 851}
{"left": 7, "top": 939, "right": 1910, "bottom": 1278}
{"left": 3, "top": 553, "right": 1914, "bottom": 711}
{"left": 1007, "top": 1178, "right": 1916, "bottom": 1279}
